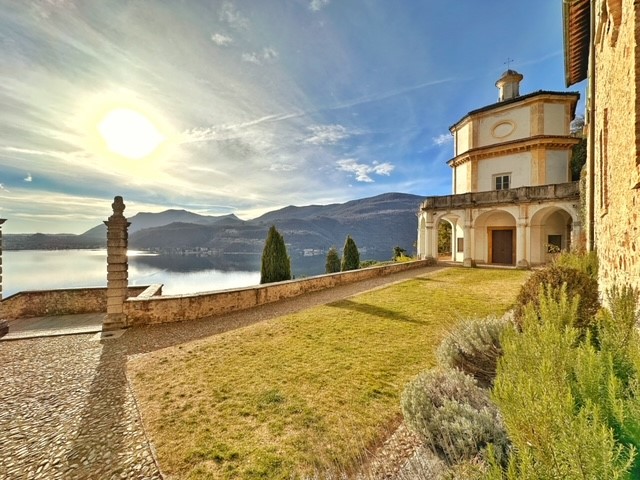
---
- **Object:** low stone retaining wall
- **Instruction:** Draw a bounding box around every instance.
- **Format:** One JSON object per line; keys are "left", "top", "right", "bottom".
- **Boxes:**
{"left": 124, "top": 260, "right": 434, "bottom": 326}
{"left": 0, "top": 286, "right": 151, "bottom": 320}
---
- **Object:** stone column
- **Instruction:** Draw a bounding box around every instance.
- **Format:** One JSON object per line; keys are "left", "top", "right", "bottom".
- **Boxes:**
{"left": 417, "top": 215, "right": 424, "bottom": 259}
{"left": 570, "top": 221, "right": 582, "bottom": 251}
{"left": 0, "top": 219, "right": 5, "bottom": 301}
{"left": 103, "top": 197, "right": 130, "bottom": 331}
{"left": 462, "top": 223, "right": 475, "bottom": 267}
{"left": 516, "top": 221, "right": 530, "bottom": 269}
{"left": 449, "top": 219, "right": 457, "bottom": 261}
{"left": 424, "top": 218, "right": 435, "bottom": 262}
{"left": 462, "top": 209, "right": 475, "bottom": 267}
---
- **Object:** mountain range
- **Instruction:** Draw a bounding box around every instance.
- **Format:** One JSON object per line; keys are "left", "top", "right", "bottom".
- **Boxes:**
{"left": 4, "top": 192, "right": 424, "bottom": 260}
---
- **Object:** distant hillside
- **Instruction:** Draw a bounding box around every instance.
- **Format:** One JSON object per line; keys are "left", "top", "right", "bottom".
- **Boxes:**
{"left": 80, "top": 210, "right": 241, "bottom": 240}
{"left": 5, "top": 193, "right": 424, "bottom": 259}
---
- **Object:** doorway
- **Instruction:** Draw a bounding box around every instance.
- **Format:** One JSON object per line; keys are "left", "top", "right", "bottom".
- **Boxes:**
{"left": 489, "top": 228, "right": 515, "bottom": 265}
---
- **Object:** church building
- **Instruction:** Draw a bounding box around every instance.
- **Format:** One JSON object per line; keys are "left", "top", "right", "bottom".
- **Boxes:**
{"left": 417, "top": 71, "right": 581, "bottom": 267}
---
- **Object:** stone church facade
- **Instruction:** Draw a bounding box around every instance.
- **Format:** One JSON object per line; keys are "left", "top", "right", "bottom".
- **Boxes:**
{"left": 564, "top": 0, "right": 640, "bottom": 296}
{"left": 417, "top": 72, "right": 581, "bottom": 267}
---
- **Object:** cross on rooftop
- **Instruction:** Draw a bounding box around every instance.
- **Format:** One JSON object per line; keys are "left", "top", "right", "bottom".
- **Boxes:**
{"left": 504, "top": 57, "right": 514, "bottom": 70}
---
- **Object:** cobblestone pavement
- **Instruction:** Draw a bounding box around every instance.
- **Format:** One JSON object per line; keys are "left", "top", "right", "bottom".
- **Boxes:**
{"left": 0, "top": 265, "right": 442, "bottom": 480}
{"left": 0, "top": 334, "right": 161, "bottom": 480}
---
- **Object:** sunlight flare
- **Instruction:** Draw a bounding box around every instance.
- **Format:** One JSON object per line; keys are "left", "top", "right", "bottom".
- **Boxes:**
{"left": 98, "top": 108, "right": 165, "bottom": 160}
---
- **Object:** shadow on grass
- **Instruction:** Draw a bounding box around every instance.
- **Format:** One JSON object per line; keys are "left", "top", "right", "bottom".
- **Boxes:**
{"left": 122, "top": 266, "right": 445, "bottom": 356}
{"left": 327, "top": 299, "right": 421, "bottom": 324}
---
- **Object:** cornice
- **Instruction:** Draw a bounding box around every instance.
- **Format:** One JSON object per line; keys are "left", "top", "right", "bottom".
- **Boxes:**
{"left": 447, "top": 135, "right": 581, "bottom": 167}
{"left": 450, "top": 91, "right": 580, "bottom": 133}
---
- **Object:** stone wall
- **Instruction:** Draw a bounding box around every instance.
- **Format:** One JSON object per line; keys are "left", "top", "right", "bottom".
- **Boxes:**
{"left": 124, "top": 260, "right": 434, "bottom": 326}
{"left": 592, "top": 0, "right": 640, "bottom": 297}
{"left": 0, "top": 286, "right": 151, "bottom": 320}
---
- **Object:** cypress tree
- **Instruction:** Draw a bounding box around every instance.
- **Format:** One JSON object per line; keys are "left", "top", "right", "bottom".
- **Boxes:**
{"left": 325, "top": 246, "right": 341, "bottom": 273}
{"left": 341, "top": 235, "right": 360, "bottom": 271}
{"left": 260, "top": 225, "right": 291, "bottom": 284}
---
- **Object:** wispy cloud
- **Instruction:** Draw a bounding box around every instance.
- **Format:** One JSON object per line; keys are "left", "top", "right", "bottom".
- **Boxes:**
{"left": 181, "top": 112, "right": 299, "bottom": 144}
{"left": 305, "top": 124, "right": 349, "bottom": 145}
{"left": 433, "top": 133, "right": 453, "bottom": 146}
{"left": 24, "top": 173, "right": 33, "bottom": 182}
{"left": 219, "top": 1, "right": 250, "bottom": 30}
{"left": 324, "top": 77, "right": 457, "bottom": 113}
{"left": 309, "top": 0, "right": 330, "bottom": 12}
{"left": 211, "top": 33, "right": 233, "bottom": 46}
{"left": 336, "top": 159, "right": 394, "bottom": 183}
{"left": 269, "top": 163, "right": 297, "bottom": 172}
{"left": 0, "top": 183, "right": 8, "bottom": 192}
{"left": 242, "top": 47, "right": 279, "bottom": 65}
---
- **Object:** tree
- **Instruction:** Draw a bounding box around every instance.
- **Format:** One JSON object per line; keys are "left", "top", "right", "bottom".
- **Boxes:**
{"left": 393, "top": 246, "right": 407, "bottom": 260}
{"left": 570, "top": 137, "right": 587, "bottom": 181}
{"left": 325, "top": 246, "right": 341, "bottom": 273}
{"left": 341, "top": 235, "right": 360, "bottom": 271}
{"left": 438, "top": 221, "right": 452, "bottom": 255}
{"left": 260, "top": 225, "right": 291, "bottom": 284}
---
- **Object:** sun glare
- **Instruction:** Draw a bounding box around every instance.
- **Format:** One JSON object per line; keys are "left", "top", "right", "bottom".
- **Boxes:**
{"left": 97, "top": 108, "right": 165, "bottom": 160}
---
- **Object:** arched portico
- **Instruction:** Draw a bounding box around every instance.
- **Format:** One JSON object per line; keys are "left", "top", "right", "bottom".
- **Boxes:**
{"left": 418, "top": 182, "right": 581, "bottom": 268}
{"left": 473, "top": 209, "right": 518, "bottom": 265}
{"left": 529, "top": 205, "right": 580, "bottom": 264}
{"left": 434, "top": 213, "right": 463, "bottom": 262}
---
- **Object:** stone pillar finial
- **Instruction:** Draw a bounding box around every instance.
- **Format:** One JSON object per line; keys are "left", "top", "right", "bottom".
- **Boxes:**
{"left": 103, "top": 198, "right": 130, "bottom": 331}
{"left": 110, "top": 196, "right": 126, "bottom": 219}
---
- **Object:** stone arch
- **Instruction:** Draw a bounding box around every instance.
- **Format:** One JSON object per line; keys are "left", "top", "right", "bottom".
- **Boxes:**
{"left": 473, "top": 209, "right": 518, "bottom": 265}
{"left": 434, "top": 212, "right": 463, "bottom": 262}
{"left": 529, "top": 205, "right": 575, "bottom": 264}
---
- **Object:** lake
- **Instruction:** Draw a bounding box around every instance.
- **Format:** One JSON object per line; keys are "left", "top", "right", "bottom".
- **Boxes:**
{"left": 1, "top": 250, "right": 328, "bottom": 298}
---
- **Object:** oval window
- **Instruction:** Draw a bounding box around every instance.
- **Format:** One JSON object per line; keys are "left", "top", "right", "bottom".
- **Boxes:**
{"left": 492, "top": 121, "right": 515, "bottom": 138}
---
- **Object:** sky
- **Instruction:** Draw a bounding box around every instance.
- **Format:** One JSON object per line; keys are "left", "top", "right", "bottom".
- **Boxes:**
{"left": 0, "top": 0, "right": 586, "bottom": 234}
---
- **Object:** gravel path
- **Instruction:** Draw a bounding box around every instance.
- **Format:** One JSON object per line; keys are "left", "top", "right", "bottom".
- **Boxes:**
{"left": 0, "top": 265, "right": 443, "bottom": 480}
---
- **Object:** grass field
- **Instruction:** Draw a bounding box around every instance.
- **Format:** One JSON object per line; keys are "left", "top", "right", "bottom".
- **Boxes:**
{"left": 128, "top": 267, "right": 528, "bottom": 479}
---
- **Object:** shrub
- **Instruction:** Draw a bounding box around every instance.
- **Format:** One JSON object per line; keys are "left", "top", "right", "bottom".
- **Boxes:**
{"left": 360, "top": 259, "right": 381, "bottom": 268}
{"left": 553, "top": 250, "right": 598, "bottom": 280}
{"left": 341, "top": 235, "right": 360, "bottom": 271}
{"left": 490, "top": 287, "right": 637, "bottom": 479}
{"left": 437, "top": 316, "right": 511, "bottom": 388}
{"left": 260, "top": 225, "right": 291, "bottom": 284}
{"left": 325, "top": 247, "right": 341, "bottom": 274}
{"left": 401, "top": 368, "right": 508, "bottom": 466}
{"left": 513, "top": 265, "right": 599, "bottom": 331}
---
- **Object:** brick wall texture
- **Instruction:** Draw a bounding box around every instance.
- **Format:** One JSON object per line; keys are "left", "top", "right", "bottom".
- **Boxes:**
{"left": 592, "top": 0, "right": 640, "bottom": 296}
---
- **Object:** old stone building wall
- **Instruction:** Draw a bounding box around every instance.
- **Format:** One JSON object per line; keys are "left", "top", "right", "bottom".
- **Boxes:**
{"left": 592, "top": 0, "right": 640, "bottom": 295}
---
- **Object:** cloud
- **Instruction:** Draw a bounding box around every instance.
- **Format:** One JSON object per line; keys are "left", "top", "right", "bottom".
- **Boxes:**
{"left": 269, "top": 163, "right": 297, "bottom": 172}
{"left": 242, "top": 47, "right": 279, "bottom": 65}
{"left": 336, "top": 159, "right": 395, "bottom": 183}
{"left": 241, "top": 52, "right": 261, "bottom": 65}
{"left": 305, "top": 124, "right": 349, "bottom": 145}
{"left": 181, "top": 112, "right": 299, "bottom": 144}
{"left": 211, "top": 33, "right": 233, "bottom": 46}
{"left": 219, "top": 1, "right": 250, "bottom": 30}
{"left": 309, "top": 0, "right": 330, "bottom": 12}
{"left": 433, "top": 133, "right": 453, "bottom": 146}
{"left": 24, "top": 173, "right": 33, "bottom": 182}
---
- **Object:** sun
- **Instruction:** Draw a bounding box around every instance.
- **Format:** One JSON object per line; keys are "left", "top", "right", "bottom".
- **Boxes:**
{"left": 97, "top": 108, "right": 165, "bottom": 160}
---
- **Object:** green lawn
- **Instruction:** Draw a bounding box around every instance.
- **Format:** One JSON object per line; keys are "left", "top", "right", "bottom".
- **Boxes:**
{"left": 129, "top": 267, "right": 528, "bottom": 479}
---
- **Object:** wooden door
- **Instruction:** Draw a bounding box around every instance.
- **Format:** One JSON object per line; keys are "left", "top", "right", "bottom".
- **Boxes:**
{"left": 491, "top": 229, "right": 514, "bottom": 265}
